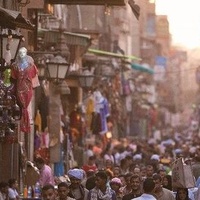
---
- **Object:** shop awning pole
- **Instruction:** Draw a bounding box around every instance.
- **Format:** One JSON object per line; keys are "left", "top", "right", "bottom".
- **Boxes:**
{"left": 131, "top": 63, "right": 154, "bottom": 74}
{"left": 88, "top": 48, "right": 141, "bottom": 61}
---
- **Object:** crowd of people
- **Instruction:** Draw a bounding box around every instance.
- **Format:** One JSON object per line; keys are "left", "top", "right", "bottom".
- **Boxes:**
{"left": 2, "top": 125, "right": 200, "bottom": 199}
{"left": 39, "top": 125, "right": 200, "bottom": 200}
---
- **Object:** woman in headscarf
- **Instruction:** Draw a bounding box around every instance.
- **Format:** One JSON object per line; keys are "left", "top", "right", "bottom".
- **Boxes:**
{"left": 110, "top": 178, "right": 123, "bottom": 200}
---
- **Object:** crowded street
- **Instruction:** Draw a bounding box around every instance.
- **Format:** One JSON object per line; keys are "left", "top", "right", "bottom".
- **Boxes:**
{"left": 1, "top": 0, "right": 200, "bottom": 200}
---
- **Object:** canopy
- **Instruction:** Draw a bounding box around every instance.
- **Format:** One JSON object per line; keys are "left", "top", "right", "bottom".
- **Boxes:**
{"left": 131, "top": 63, "right": 154, "bottom": 74}
{"left": 39, "top": 28, "right": 91, "bottom": 46}
{"left": 0, "top": 7, "right": 34, "bottom": 30}
{"left": 128, "top": 0, "right": 140, "bottom": 20}
{"left": 88, "top": 48, "right": 141, "bottom": 61}
{"left": 45, "top": 0, "right": 126, "bottom": 5}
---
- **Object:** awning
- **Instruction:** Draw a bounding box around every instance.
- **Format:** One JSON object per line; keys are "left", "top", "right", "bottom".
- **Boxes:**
{"left": 45, "top": 0, "right": 126, "bottom": 6}
{"left": 128, "top": 0, "right": 140, "bottom": 20}
{"left": 39, "top": 28, "right": 91, "bottom": 47}
{"left": 131, "top": 63, "right": 154, "bottom": 74}
{"left": 88, "top": 48, "right": 141, "bottom": 61}
{"left": 0, "top": 7, "right": 34, "bottom": 30}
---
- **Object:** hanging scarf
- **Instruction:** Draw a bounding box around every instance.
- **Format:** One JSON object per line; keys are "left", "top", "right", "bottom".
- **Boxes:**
{"left": 90, "top": 186, "right": 113, "bottom": 200}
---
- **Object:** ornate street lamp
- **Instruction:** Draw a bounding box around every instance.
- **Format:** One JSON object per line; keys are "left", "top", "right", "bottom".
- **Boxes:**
{"left": 46, "top": 54, "right": 70, "bottom": 84}
{"left": 77, "top": 69, "right": 95, "bottom": 89}
{"left": 0, "top": 28, "right": 22, "bottom": 142}
{"left": 0, "top": 28, "right": 23, "bottom": 68}
{"left": 37, "top": 63, "right": 46, "bottom": 79}
{"left": 45, "top": 24, "right": 71, "bottom": 84}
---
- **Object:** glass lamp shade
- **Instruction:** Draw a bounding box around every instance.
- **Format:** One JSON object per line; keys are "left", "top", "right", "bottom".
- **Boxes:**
{"left": 37, "top": 64, "right": 46, "bottom": 78}
{"left": 0, "top": 29, "right": 23, "bottom": 67}
{"left": 46, "top": 55, "right": 70, "bottom": 83}
{"left": 78, "top": 70, "right": 94, "bottom": 88}
{"left": 13, "top": 103, "right": 21, "bottom": 120}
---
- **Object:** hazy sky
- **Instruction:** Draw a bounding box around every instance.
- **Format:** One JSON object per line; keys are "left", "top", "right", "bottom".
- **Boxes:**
{"left": 155, "top": 0, "right": 200, "bottom": 49}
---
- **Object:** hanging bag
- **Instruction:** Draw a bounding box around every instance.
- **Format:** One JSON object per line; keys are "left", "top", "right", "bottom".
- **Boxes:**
{"left": 172, "top": 158, "right": 195, "bottom": 190}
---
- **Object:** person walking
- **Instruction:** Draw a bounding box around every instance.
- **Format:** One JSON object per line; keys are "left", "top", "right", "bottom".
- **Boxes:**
{"left": 110, "top": 178, "right": 123, "bottom": 200}
{"left": 121, "top": 173, "right": 133, "bottom": 196}
{"left": 35, "top": 157, "right": 55, "bottom": 187}
{"left": 67, "top": 168, "right": 88, "bottom": 200}
{"left": 0, "top": 182, "right": 9, "bottom": 200}
{"left": 88, "top": 170, "right": 116, "bottom": 200}
{"left": 132, "top": 178, "right": 157, "bottom": 200}
{"left": 41, "top": 184, "right": 57, "bottom": 200}
{"left": 57, "top": 182, "right": 75, "bottom": 200}
{"left": 8, "top": 179, "right": 19, "bottom": 200}
{"left": 122, "top": 175, "right": 142, "bottom": 200}
{"left": 153, "top": 174, "right": 175, "bottom": 200}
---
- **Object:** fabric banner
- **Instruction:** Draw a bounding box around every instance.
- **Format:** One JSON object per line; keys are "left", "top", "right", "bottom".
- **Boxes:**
{"left": 172, "top": 158, "right": 195, "bottom": 190}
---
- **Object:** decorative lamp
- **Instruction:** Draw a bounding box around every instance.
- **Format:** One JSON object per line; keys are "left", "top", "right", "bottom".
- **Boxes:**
{"left": 0, "top": 28, "right": 23, "bottom": 68}
{"left": 37, "top": 63, "right": 46, "bottom": 79}
{"left": 46, "top": 55, "right": 70, "bottom": 84}
{"left": 78, "top": 69, "right": 94, "bottom": 88}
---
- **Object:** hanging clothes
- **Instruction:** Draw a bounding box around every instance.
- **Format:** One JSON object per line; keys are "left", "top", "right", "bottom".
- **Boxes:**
{"left": 93, "top": 91, "right": 110, "bottom": 135}
{"left": 54, "top": 146, "right": 64, "bottom": 177}
{"left": 98, "top": 97, "right": 110, "bottom": 134}
{"left": 40, "top": 129, "right": 50, "bottom": 148}
{"left": 11, "top": 54, "right": 38, "bottom": 133}
{"left": 69, "top": 109, "right": 82, "bottom": 131}
{"left": 38, "top": 80, "right": 49, "bottom": 132}
{"left": 34, "top": 131, "right": 41, "bottom": 151}
{"left": 35, "top": 110, "right": 42, "bottom": 132}
{"left": 86, "top": 97, "right": 95, "bottom": 128}
{"left": 121, "top": 72, "right": 131, "bottom": 96}
{"left": 90, "top": 112, "right": 102, "bottom": 135}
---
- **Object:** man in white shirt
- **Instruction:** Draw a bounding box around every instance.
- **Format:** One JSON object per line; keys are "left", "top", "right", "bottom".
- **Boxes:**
{"left": 0, "top": 182, "right": 8, "bottom": 200}
{"left": 8, "top": 179, "right": 19, "bottom": 200}
{"left": 132, "top": 178, "right": 156, "bottom": 200}
{"left": 153, "top": 174, "right": 175, "bottom": 200}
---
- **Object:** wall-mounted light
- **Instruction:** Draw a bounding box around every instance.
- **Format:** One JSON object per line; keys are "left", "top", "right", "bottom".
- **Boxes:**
{"left": 77, "top": 69, "right": 94, "bottom": 89}
{"left": 46, "top": 55, "right": 70, "bottom": 84}
{"left": 0, "top": 29, "right": 23, "bottom": 68}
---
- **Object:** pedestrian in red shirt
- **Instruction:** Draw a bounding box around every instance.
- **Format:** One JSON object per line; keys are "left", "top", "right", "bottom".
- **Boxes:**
{"left": 82, "top": 156, "right": 97, "bottom": 174}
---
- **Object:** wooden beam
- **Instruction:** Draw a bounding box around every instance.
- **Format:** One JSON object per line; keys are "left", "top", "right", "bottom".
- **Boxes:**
{"left": 45, "top": 0, "right": 125, "bottom": 6}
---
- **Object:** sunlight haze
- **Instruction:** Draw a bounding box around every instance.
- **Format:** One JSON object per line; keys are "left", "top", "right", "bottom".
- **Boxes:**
{"left": 155, "top": 0, "right": 200, "bottom": 49}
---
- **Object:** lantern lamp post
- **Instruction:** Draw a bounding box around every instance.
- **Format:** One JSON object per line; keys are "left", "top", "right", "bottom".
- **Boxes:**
{"left": 77, "top": 69, "right": 95, "bottom": 89}
{"left": 46, "top": 54, "right": 70, "bottom": 84}
{"left": 0, "top": 28, "right": 23, "bottom": 68}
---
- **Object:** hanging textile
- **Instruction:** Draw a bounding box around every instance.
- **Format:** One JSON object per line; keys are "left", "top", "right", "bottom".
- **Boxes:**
{"left": 90, "top": 112, "right": 102, "bottom": 135}
{"left": 93, "top": 91, "right": 110, "bottom": 135}
{"left": 35, "top": 110, "right": 42, "bottom": 132}
{"left": 86, "top": 97, "right": 95, "bottom": 128}
{"left": 121, "top": 72, "right": 131, "bottom": 96}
